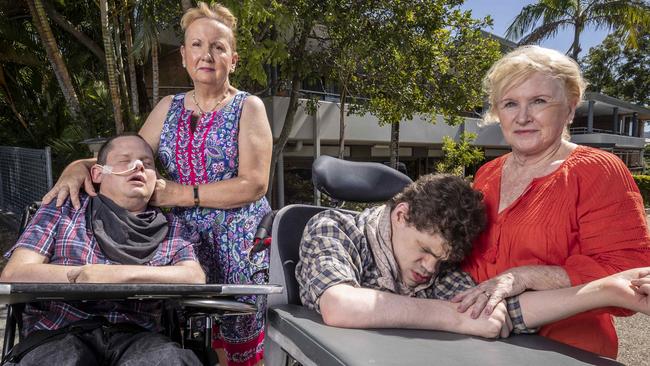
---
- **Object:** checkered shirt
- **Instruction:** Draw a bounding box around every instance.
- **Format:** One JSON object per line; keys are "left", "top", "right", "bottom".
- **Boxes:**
{"left": 295, "top": 207, "right": 534, "bottom": 334}
{"left": 4, "top": 195, "right": 198, "bottom": 337}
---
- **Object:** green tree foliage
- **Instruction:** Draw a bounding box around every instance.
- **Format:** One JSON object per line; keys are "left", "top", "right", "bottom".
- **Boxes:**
{"left": 436, "top": 132, "right": 484, "bottom": 176}
{"left": 582, "top": 30, "right": 649, "bottom": 107}
{"left": 632, "top": 174, "right": 650, "bottom": 207}
{"left": 348, "top": 1, "right": 501, "bottom": 168}
{"left": 1, "top": 0, "right": 502, "bottom": 185}
{"left": 0, "top": 0, "right": 173, "bottom": 169}
{"left": 222, "top": 0, "right": 288, "bottom": 92}
{"left": 505, "top": 0, "right": 650, "bottom": 60}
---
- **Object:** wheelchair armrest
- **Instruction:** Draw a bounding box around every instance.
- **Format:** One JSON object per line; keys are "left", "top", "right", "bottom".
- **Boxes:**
{"left": 177, "top": 299, "right": 257, "bottom": 314}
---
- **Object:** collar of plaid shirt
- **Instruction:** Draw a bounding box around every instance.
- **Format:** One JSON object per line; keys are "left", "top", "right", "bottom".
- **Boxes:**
{"left": 365, "top": 205, "right": 436, "bottom": 296}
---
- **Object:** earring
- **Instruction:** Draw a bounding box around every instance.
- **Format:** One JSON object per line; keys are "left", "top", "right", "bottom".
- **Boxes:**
{"left": 182, "top": 62, "right": 186, "bottom": 68}
{"left": 230, "top": 66, "right": 236, "bottom": 73}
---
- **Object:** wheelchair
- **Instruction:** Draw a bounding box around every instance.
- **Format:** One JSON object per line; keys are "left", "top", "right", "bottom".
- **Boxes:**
{"left": 265, "top": 155, "right": 412, "bottom": 366}
{"left": 1, "top": 201, "right": 275, "bottom": 365}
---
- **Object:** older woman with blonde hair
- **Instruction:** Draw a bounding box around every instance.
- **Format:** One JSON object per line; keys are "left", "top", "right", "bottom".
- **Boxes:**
{"left": 43, "top": 2, "right": 272, "bottom": 365}
{"left": 452, "top": 45, "right": 650, "bottom": 358}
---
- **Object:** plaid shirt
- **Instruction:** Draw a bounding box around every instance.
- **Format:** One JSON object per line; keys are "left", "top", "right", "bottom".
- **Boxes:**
{"left": 4, "top": 195, "right": 197, "bottom": 336}
{"left": 296, "top": 207, "right": 533, "bottom": 334}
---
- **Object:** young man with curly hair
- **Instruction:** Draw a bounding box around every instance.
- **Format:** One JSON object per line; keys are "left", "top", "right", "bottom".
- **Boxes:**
{"left": 296, "top": 174, "right": 650, "bottom": 339}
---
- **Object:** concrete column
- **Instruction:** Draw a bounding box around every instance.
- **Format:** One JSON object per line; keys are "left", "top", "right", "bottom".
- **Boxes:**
{"left": 313, "top": 107, "right": 321, "bottom": 206}
{"left": 612, "top": 107, "right": 619, "bottom": 134}
{"left": 587, "top": 100, "right": 595, "bottom": 133}
{"left": 638, "top": 118, "right": 644, "bottom": 138}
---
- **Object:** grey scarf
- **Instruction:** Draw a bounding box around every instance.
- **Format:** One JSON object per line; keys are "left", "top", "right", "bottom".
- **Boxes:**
{"left": 364, "top": 205, "right": 435, "bottom": 296}
{"left": 86, "top": 194, "right": 168, "bottom": 264}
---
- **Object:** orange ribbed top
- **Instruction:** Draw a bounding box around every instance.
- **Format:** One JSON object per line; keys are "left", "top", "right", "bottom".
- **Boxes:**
{"left": 462, "top": 145, "right": 650, "bottom": 358}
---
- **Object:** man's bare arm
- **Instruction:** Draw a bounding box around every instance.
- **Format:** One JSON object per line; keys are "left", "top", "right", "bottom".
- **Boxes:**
{"left": 0, "top": 248, "right": 71, "bottom": 282}
{"left": 67, "top": 261, "right": 206, "bottom": 284}
{"left": 319, "top": 284, "right": 512, "bottom": 338}
{"left": 1, "top": 248, "right": 206, "bottom": 284}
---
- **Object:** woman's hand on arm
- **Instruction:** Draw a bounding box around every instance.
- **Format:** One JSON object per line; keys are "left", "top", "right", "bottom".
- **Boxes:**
{"left": 451, "top": 265, "right": 570, "bottom": 317}
{"left": 42, "top": 158, "right": 97, "bottom": 210}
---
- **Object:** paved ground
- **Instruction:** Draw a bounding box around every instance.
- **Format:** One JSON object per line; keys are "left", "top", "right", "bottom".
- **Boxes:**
{"left": 615, "top": 314, "right": 650, "bottom": 365}
{"left": 0, "top": 212, "right": 648, "bottom": 364}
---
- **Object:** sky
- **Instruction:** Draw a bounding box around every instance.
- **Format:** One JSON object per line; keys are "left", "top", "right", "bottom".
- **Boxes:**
{"left": 459, "top": 0, "right": 611, "bottom": 58}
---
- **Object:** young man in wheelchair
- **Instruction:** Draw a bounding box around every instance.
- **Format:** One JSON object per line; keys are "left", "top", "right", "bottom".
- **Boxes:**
{"left": 296, "top": 174, "right": 650, "bottom": 338}
{"left": 0, "top": 134, "right": 204, "bottom": 365}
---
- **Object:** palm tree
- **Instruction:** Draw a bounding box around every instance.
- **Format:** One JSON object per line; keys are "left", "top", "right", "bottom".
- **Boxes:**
{"left": 99, "top": 0, "right": 124, "bottom": 134}
{"left": 181, "top": 0, "right": 193, "bottom": 12}
{"left": 122, "top": 0, "right": 139, "bottom": 118}
{"left": 133, "top": 0, "right": 161, "bottom": 106}
{"left": 506, "top": 0, "right": 650, "bottom": 60}
{"left": 25, "top": 0, "right": 84, "bottom": 123}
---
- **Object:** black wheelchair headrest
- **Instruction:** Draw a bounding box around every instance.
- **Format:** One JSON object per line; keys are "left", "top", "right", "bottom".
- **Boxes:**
{"left": 312, "top": 155, "right": 413, "bottom": 202}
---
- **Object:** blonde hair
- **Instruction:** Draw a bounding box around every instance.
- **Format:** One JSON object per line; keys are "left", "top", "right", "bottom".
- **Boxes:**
{"left": 482, "top": 45, "right": 587, "bottom": 124}
{"left": 181, "top": 2, "right": 238, "bottom": 50}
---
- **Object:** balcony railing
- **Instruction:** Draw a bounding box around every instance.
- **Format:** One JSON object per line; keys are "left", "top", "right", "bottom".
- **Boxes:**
{"left": 569, "top": 127, "right": 633, "bottom": 137}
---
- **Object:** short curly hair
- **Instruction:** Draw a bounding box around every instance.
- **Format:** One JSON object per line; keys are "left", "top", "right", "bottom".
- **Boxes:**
{"left": 181, "top": 2, "right": 238, "bottom": 50}
{"left": 388, "top": 174, "right": 485, "bottom": 264}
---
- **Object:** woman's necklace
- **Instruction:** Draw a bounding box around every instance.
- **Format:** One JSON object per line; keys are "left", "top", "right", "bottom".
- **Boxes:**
{"left": 192, "top": 90, "right": 229, "bottom": 115}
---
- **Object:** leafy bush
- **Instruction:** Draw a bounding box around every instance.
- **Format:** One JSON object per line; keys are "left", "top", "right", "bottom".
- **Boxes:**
{"left": 632, "top": 175, "right": 650, "bottom": 207}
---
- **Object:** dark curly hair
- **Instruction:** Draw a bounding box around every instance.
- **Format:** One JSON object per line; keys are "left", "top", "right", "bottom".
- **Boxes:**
{"left": 388, "top": 174, "right": 486, "bottom": 264}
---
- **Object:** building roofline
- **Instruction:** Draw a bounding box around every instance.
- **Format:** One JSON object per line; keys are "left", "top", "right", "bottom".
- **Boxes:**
{"left": 584, "top": 92, "right": 650, "bottom": 118}
{"left": 480, "top": 30, "right": 518, "bottom": 50}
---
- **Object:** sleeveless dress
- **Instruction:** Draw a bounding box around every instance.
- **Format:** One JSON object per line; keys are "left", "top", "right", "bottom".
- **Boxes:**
{"left": 158, "top": 92, "right": 271, "bottom": 366}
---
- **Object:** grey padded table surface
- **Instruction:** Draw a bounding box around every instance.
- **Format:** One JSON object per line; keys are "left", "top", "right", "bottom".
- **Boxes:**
{"left": 268, "top": 304, "right": 622, "bottom": 366}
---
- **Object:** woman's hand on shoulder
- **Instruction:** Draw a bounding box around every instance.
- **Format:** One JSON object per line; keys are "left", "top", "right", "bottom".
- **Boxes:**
{"left": 42, "top": 158, "right": 96, "bottom": 210}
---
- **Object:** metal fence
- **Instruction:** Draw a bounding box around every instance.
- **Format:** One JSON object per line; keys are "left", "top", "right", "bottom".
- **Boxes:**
{"left": 0, "top": 146, "right": 53, "bottom": 215}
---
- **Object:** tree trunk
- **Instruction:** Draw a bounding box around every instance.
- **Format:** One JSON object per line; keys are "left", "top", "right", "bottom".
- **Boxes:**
{"left": 570, "top": 23, "right": 582, "bottom": 60}
{"left": 151, "top": 35, "right": 160, "bottom": 105}
{"left": 338, "top": 83, "right": 347, "bottom": 159}
{"left": 136, "top": 64, "right": 151, "bottom": 113}
{"left": 267, "top": 18, "right": 313, "bottom": 200}
{"left": 123, "top": 3, "right": 139, "bottom": 118}
{"left": 390, "top": 121, "right": 400, "bottom": 170}
{"left": 26, "top": 0, "right": 84, "bottom": 125}
{"left": 100, "top": 0, "right": 124, "bottom": 134}
{"left": 268, "top": 71, "right": 301, "bottom": 200}
{"left": 181, "top": 0, "right": 193, "bottom": 12}
{"left": 112, "top": 6, "right": 133, "bottom": 131}
{"left": 570, "top": 5, "right": 583, "bottom": 61}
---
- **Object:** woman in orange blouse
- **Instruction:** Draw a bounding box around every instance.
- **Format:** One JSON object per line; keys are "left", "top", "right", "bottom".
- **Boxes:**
{"left": 452, "top": 45, "right": 650, "bottom": 358}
